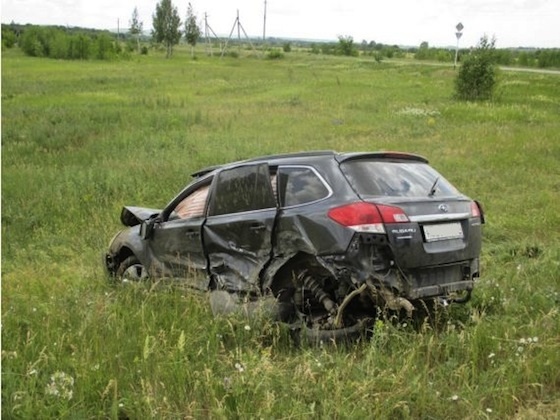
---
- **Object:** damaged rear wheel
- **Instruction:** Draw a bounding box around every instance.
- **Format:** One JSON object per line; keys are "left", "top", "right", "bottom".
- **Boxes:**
{"left": 287, "top": 269, "right": 374, "bottom": 345}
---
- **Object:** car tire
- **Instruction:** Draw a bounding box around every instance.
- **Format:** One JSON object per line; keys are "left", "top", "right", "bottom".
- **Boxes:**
{"left": 116, "top": 255, "right": 148, "bottom": 283}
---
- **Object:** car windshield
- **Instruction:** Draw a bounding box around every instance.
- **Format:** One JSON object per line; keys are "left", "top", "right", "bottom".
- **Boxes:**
{"left": 340, "top": 159, "right": 460, "bottom": 198}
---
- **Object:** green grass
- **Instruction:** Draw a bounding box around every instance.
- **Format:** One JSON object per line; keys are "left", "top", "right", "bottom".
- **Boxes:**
{"left": 2, "top": 47, "right": 559, "bottom": 418}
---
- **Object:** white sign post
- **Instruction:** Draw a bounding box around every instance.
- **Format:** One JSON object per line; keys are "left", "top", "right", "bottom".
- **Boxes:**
{"left": 454, "top": 23, "right": 464, "bottom": 69}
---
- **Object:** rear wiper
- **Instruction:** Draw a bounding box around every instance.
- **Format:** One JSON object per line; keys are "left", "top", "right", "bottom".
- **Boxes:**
{"left": 428, "top": 176, "right": 440, "bottom": 197}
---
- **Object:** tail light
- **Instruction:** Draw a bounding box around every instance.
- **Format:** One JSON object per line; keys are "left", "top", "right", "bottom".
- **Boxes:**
{"left": 328, "top": 202, "right": 409, "bottom": 233}
{"left": 471, "top": 201, "right": 485, "bottom": 224}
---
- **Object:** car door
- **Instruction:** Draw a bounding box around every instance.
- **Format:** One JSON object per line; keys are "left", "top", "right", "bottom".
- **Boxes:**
{"left": 148, "top": 182, "right": 210, "bottom": 290}
{"left": 203, "top": 163, "right": 277, "bottom": 293}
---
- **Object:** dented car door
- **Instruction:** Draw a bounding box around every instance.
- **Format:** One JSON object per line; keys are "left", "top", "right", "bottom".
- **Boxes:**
{"left": 147, "top": 183, "right": 210, "bottom": 289}
{"left": 204, "top": 163, "right": 277, "bottom": 293}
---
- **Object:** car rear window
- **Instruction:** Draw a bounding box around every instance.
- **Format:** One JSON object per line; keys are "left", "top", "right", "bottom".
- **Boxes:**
{"left": 340, "top": 160, "right": 460, "bottom": 198}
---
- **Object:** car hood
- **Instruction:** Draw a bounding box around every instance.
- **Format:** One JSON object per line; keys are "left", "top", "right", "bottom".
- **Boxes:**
{"left": 120, "top": 206, "right": 161, "bottom": 227}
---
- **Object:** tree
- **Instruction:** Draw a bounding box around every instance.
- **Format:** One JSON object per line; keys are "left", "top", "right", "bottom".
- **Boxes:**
{"left": 337, "top": 35, "right": 358, "bottom": 57}
{"left": 129, "top": 7, "right": 143, "bottom": 52}
{"left": 184, "top": 2, "right": 201, "bottom": 58}
{"left": 152, "top": 0, "right": 182, "bottom": 58}
{"left": 2, "top": 26, "right": 17, "bottom": 49}
{"left": 455, "top": 35, "right": 498, "bottom": 101}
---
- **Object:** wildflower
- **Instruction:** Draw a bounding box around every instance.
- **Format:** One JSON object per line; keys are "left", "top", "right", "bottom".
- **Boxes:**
{"left": 532, "top": 336, "right": 538, "bottom": 343}
{"left": 234, "top": 362, "right": 245, "bottom": 373}
{"left": 519, "top": 338, "right": 526, "bottom": 344}
{"left": 450, "top": 395, "right": 459, "bottom": 401}
{"left": 488, "top": 353, "right": 495, "bottom": 359}
{"left": 244, "top": 325, "right": 251, "bottom": 331}
{"left": 45, "top": 371, "right": 74, "bottom": 401}
{"left": 486, "top": 408, "right": 493, "bottom": 413}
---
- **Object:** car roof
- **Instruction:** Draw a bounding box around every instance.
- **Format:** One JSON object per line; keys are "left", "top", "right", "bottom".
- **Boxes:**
{"left": 191, "top": 150, "right": 428, "bottom": 178}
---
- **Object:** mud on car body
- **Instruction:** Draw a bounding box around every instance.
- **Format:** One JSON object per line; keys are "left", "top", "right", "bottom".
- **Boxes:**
{"left": 105, "top": 151, "right": 484, "bottom": 341}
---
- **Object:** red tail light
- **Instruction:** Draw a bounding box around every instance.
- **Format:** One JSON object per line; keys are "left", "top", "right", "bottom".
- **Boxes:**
{"left": 328, "top": 202, "right": 409, "bottom": 233}
{"left": 470, "top": 201, "right": 485, "bottom": 223}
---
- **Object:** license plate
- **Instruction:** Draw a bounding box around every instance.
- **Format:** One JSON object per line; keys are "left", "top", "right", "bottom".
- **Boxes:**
{"left": 423, "top": 222, "right": 464, "bottom": 242}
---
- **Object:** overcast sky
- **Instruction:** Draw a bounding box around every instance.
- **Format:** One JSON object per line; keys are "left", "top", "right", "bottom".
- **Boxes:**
{"left": 2, "top": 0, "right": 559, "bottom": 48}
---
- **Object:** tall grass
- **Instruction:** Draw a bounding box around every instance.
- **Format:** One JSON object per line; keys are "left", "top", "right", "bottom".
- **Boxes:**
{"left": 2, "top": 47, "right": 559, "bottom": 418}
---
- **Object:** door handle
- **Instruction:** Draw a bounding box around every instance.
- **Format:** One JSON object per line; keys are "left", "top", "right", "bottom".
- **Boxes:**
{"left": 185, "top": 230, "right": 200, "bottom": 238}
{"left": 249, "top": 223, "right": 266, "bottom": 231}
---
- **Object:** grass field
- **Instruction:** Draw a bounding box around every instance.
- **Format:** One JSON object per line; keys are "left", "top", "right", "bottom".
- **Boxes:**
{"left": 2, "top": 47, "right": 559, "bottom": 419}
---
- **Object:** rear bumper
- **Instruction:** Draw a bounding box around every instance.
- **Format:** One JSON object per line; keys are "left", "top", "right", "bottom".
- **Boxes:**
{"left": 402, "top": 259, "right": 479, "bottom": 300}
{"left": 407, "top": 279, "right": 474, "bottom": 300}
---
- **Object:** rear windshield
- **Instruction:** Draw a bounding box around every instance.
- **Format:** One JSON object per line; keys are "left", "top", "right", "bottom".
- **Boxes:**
{"left": 340, "top": 160, "right": 460, "bottom": 198}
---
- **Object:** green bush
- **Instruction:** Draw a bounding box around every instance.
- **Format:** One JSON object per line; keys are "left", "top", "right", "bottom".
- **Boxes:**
{"left": 455, "top": 36, "right": 498, "bottom": 101}
{"left": 266, "top": 49, "right": 284, "bottom": 60}
{"left": 2, "top": 27, "right": 16, "bottom": 49}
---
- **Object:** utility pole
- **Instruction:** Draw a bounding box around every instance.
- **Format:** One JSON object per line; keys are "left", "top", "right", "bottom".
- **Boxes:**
{"left": 263, "top": 0, "right": 267, "bottom": 42}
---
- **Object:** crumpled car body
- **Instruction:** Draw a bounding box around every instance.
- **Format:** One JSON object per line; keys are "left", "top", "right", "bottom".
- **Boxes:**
{"left": 105, "top": 151, "right": 484, "bottom": 340}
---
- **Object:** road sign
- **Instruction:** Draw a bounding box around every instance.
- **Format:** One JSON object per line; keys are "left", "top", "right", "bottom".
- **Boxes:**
{"left": 456, "top": 22, "right": 464, "bottom": 32}
{"left": 456, "top": 32, "right": 463, "bottom": 39}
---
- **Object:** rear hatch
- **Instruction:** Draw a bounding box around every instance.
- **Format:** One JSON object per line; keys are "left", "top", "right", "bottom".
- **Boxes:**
{"left": 338, "top": 154, "right": 483, "bottom": 269}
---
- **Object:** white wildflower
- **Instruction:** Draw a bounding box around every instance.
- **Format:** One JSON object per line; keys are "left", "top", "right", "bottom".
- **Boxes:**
{"left": 45, "top": 371, "right": 74, "bottom": 401}
{"left": 486, "top": 408, "right": 493, "bottom": 413}
{"left": 488, "top": 353, "right": 495, "bottom": 359}
{"left": 244, "top": 325, "right": 251, "bottom": 331}
{"left": 450, "top": 395, "right": 459, "bottom": 401}
{"left": 234, "top": 362, "right": 245, "bottom": 373}
{"left": 532, "top": 336, "right": 538, "bottom": 343}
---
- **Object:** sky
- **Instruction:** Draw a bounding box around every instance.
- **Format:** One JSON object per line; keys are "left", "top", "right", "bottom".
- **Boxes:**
{"left": 2, "top": 0, "right": 559, "bottom": 48}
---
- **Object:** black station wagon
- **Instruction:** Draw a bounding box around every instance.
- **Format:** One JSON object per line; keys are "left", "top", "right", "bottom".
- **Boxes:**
{"left": 105, "top": 151, "right": 484, "bottom": 340}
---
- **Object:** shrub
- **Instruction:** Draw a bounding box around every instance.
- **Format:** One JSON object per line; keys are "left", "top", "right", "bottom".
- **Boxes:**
{"left": 2, "top": 27, "right": 17, "bottom": 49}
{"left": 455, "top": 36, "right": 498, "bottom": 101}
{"left": 266, "top": 49, "right": 284, "bottom": 60}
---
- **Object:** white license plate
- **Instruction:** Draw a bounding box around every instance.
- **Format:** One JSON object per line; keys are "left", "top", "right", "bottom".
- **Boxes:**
{"left": 423, "top": 222, "right": 464, "bottom": 242}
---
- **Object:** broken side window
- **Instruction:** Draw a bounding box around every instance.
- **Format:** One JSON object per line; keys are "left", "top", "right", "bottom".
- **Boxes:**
{"left": 174, "top": 185, "right": 210, "bottom": 219}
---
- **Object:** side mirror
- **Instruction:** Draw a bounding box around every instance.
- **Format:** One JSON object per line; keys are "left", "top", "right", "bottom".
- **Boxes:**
{"left": 140, "top": 219, "right": 155, "bottom": 240}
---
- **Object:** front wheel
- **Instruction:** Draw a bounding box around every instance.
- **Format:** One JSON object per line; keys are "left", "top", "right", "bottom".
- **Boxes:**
{"left": 116, "top": 256, "right": 148, "bottom": 283}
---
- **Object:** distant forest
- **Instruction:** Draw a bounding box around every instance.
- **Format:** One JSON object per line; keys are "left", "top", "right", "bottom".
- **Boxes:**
{"left": 2, "top": 22, "right": 559, "bottom": 68}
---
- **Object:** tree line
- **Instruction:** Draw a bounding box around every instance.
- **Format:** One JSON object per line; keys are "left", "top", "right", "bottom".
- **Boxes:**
{"left": 413, "top": 41, "right": 560, "bottom": 69}
{"left": 2, "top": 0, "right": 559, "bottom": 69}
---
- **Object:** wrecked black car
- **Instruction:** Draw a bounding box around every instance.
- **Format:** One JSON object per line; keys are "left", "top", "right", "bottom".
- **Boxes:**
{"left": 105, "top": 151, "right": 484, "bottom": 341}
